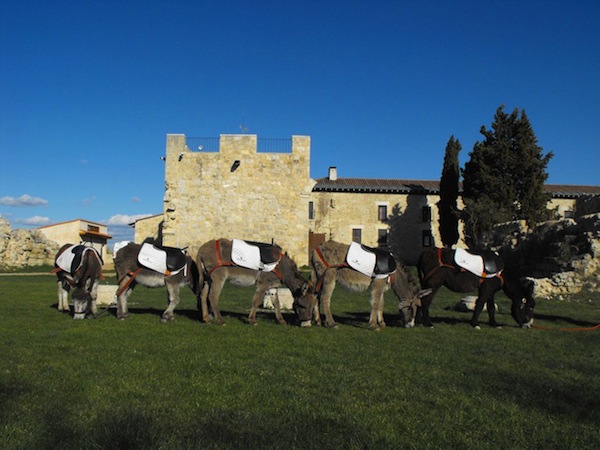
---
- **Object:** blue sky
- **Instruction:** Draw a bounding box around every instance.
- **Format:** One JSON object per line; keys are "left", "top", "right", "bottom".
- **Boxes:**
{"left": 1, "top": 0, "right": 599, "bottom": 243}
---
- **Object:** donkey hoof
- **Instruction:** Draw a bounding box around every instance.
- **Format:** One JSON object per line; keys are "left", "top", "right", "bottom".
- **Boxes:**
{"left": 300, "top": 320, "right": 312, "bottom": 328}
{"left": 473, "top": 325, "right": 481, "bottom": 330}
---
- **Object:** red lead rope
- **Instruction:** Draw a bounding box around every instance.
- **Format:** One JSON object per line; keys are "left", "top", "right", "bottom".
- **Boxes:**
{"left": 533, "top": 323, "right": 600, "bottom": 332}
{"left": 313, "top": 247, "right": 349, "bottom": 294}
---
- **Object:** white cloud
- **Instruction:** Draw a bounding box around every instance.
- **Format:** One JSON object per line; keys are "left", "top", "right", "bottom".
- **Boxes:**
{"left": 131, "top": 196, "right": 142, "bottom": 202}
{"left": 14, "top": 216, "right": 51, "bottom": 226}
{"left": 107, "top": 224, "right": 135, "bottom": 246}
{"left": 107, "top": 213, "right": 154, "bottom": 226}
{"left": 0, "top": 194, "right": 48, "bottom": 207}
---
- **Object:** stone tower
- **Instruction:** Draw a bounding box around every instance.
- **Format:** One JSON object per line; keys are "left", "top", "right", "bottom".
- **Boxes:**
{"left": 162, "top": 134, "right": 315, "bottom": 265}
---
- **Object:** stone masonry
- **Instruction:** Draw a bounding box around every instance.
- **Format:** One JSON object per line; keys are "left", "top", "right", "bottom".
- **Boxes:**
{"left": 162, "top": 134, "right": 315, "bottom": 265}
{"left": 0, "top": 217, "right": 58, "bottom": 268}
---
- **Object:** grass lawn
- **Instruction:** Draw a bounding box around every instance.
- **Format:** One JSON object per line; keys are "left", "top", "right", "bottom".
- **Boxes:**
{"left": 1, "top": 273, "right": 599, "bottom": 449}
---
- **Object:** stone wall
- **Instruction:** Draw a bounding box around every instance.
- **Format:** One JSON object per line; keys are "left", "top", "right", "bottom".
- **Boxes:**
{"left": 0, "top": 217, "right": 59, "bottom": 268}
{"left": 134, "top": 214, "right": 164, "bottom": 244}
{"left": 490, "top": 213, "right": 600, "bottom": 298}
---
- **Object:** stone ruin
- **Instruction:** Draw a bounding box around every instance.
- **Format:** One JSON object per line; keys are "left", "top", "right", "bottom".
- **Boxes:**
{"left": 490, "top": 209, "right": 600, "bottom": 299}
{"left": 0, "top": 217, "right": 58, "bottom": 269}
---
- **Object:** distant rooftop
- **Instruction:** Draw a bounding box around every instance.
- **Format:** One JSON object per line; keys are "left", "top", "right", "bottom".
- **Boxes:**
{"left": 313, "top": 171, "right": 600, "bottom": 199}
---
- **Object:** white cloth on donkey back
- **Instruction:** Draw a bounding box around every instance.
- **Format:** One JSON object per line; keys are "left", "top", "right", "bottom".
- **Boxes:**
{"left": 454, "top": 247, "right": 499, "bottom": 278}
{"left": 346, "top": 242, "right": 389, "bottom": 279}
{"left": 56, "top": 245, "right": 101, "bottom": 274}
{"left": 231, "top": 239, "right": 278, "bottom": 272}
{"left": 137, "top": 242, "right": 185, "bottom": 276}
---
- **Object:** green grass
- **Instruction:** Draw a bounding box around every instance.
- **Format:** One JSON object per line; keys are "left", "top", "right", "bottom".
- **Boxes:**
{"left": 1, "top": 274, "right": 599, "bottom": 449}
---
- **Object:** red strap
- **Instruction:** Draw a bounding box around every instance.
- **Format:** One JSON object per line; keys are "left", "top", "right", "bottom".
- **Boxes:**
{"left": 313, "top": 247, "right": 349, "bottom": 294}
{"left": 116, "top": 267, "right": 143, "bottom": 297}
{"left": 208, "top": 239, "right": 234, "bottom": 276}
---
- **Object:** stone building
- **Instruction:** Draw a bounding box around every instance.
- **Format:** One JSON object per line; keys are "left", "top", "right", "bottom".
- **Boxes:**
{"left": 133, "top": 133, "right": 600, "bottom": 266}
{"left": 160, "top": 134, "right": 314, "bottom": 264}
{"left": 38, "top": 219, "right": 111, "bottom": 262}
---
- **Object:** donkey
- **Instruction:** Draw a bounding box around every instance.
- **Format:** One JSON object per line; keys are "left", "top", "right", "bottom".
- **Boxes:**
{"left": 114, "top": 242, "right": 200, "bottom": 322}
{"left": 417, "top": 247, "right": 535, "bottom": 329}
{"left": 196, "top": 238, "right": 316, "bottom": 326}
{"left": 54, "top": 243, "right": 104, "bottom": 319}
{"left": 308, "top": 240, "right": 429, "bottom": 330}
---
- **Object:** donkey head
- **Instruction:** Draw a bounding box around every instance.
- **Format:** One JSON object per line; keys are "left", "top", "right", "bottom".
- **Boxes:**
{"left": 510, "top": 278, "right": 535, "bottom": 328}
{"left": 71, "top": 287, "right": 93, "bottom": 320}
{"left": 292, "top": 281, "right": 317, "bottom": 326}
{"left": 398, "top": 288, "right": 431, "bottom": 328}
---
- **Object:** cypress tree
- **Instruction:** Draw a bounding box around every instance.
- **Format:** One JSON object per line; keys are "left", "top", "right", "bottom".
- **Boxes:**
{"left": 462, "top": 106, "right": 554, "bottom": 248}
{"left": 438, "top": 136, "right": 461, "bottom": 247}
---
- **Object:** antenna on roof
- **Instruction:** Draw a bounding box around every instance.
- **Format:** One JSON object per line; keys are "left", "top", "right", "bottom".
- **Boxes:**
{"left": 240, "top": 114, "right": 249, "bottom": 133}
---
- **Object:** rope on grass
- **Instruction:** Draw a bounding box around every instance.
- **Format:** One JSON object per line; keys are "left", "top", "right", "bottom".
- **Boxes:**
{"left": 532, "top": 323, "right": 600, "bottom": 332}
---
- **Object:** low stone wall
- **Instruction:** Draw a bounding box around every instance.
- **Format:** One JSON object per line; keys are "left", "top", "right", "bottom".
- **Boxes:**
{"left": 0, "top": 218, "right": 58, "bottom": 268}
{"left": 490, "top": 213, "right": 600, "bottom": 298}
{"left": 262, "top": 287, "right": 294, "bottom": 310}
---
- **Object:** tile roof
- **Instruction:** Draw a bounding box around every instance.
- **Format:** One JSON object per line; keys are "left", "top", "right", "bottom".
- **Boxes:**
{"left": 312, "top": 178, "right": 441, "bottom": 194}
{"left": 313, "top": 178, "right": 600, "bottom": 198}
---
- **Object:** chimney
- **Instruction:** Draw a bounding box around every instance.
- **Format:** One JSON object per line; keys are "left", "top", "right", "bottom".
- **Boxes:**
{"left": 328, "top": 166, "right": 338, "bottom": 181}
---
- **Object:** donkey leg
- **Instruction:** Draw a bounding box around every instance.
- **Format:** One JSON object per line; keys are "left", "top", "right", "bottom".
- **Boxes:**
{"left": 486, "top": 294, "right": 501, "bottom": 328}
{"left": 470, "top": 293, "right": 487, "bottom": 329}
{"left": 207, "top": 278, "right": 226, "bottom": 325}
{"left": 116, "top": 279, "right": 132, "bottom": 320}
{"left": 272, "top": 289, "right": 286, "bottom": 325}
{"left": 313, "top": 301, "right": 322, "bottom": 327}
{"left": 369, "top": 283, "right": 386, "bottom": 330}
{"left": 248, "top": 285, "right": 268, "bottom": 326}
{"left": 57, "top": 280, "right": 70, "bottom": 312}
{"left": 320, "top": 273, "right": 338, "bottom": 329}
{"left": 161, "top": 283, "right": 180, "bottom": 322}
{"left": 89, "top": 279, "right": 99, "bottom": 318}
{"left": 199, "top": 283, "right": 212, "bottom": 323}
{"left": 419, "top": 293, "right": 436, "bottom": 327}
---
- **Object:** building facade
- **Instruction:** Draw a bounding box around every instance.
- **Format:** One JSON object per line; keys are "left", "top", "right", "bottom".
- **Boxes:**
{"left": 38, "top": 219, "right": 112, "bottom": 262}
{"left": 135, "top": 133, "right": 599, "bottom": 266}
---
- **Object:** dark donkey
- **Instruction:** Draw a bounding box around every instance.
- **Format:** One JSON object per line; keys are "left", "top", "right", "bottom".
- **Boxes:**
{"left": 417, "top": 247, "right": 535, "bottom": 328}
{"left": 114, "top": 242, "right": 200, "bottom": 322}
{"left": 196, "top": 238, "right": 316, "bottom": 325}
{"left": 53, "top": 243, "right": 104, "bottom": 319}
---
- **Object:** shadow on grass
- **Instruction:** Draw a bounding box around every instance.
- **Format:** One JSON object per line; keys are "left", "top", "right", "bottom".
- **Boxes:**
{"left": 85, "top": 407, "right": 380, "bottom": 450}
{"left": 472, "top": 365, "right": 600, "bottom": 426}
{"left": 531, "top": 313, "right": 598, "bottom": 328}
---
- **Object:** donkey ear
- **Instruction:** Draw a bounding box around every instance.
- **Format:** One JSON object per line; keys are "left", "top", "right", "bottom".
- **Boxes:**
{"left": 419, "top": 288, "right": 433, "bottom": 298}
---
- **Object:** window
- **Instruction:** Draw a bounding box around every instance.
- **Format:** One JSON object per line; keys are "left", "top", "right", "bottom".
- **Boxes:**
{"left": 564, "top": 210, "right": 574, "bottom": 219}
{"left": 422, "top": 206, "right": 432, "bottom": 222}
{"left": 378, "top": 204, "right": 388, "bottom": 221}
{"left": 377, "top": 229, "right": 388, "bottom": 247}
{"left": 352, "top": 228, "right": 362, "bottom": 243}
{"left": 422, "top": 230, "right": 433, "bottom": 247}
{"left": 87, "top": 225, "right": 99, "bottom": 233}
{"left": 308, "top": 201, "right": 314, "bottom": 220}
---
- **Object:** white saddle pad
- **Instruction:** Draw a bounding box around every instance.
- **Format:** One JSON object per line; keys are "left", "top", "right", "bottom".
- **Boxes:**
{"left": 56, "top": 245, "right": 100, "bottom": 274}
{"left": 454, "top": 248, "right": 498, "bottom": 278}
{"left": 138, "top": 242, "right": 185, "bottom": 276}
{"left": 346, "top": 242, "right": 388, "bottom": 279}
{"left": 231, "top": 239, "right": 278, "bottom": 272}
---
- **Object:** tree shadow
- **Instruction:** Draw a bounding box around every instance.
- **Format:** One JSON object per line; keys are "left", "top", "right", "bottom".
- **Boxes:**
{"left": 388, "top": 192, "right": 434, "bottom": 266}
